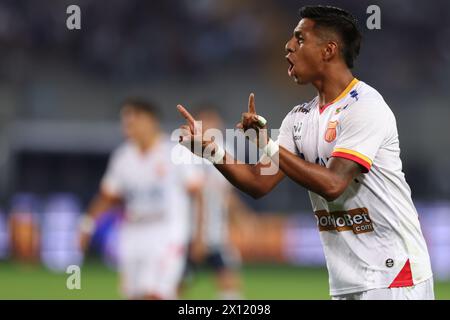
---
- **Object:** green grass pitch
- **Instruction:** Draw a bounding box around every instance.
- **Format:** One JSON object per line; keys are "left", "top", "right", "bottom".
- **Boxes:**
{"left": 0, "top": 261, "right": 448, "bottom": 299}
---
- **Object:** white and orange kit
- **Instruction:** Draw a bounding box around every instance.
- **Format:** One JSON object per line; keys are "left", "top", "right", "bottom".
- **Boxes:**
{"left": 101, "top": 137, "right": 200, "bottom": 299}
{"left": 277, "top": 78, "right": 433, "bottom": 299}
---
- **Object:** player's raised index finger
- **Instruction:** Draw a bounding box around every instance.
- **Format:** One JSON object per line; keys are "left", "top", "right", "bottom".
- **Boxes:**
{"left": 177, "top": 104, "right": 195, "bottom": 126}
{"left": 248, "top": 93, "right": 256, "bottom": 114}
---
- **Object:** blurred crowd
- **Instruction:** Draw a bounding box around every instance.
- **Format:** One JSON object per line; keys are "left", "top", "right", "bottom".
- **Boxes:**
{"left": 0, "top": 0, "right": 270, "bottom": 81}
{"left": 0, "top": 0, "right": 449, "bottom": 88}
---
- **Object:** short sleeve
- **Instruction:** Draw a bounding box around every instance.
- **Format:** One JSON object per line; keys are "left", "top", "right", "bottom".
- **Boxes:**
{"left": 276, "top": 111, "right": 297, "bottom": 154}
{"left": 101, "top": 149, "right": 124, "bottom": 196}
{"left": 331, "top": 99, "right": 390, "bottom": 173}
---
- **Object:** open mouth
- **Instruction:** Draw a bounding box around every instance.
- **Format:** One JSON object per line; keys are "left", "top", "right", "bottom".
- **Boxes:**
{"left": 286, "top": 57, "right": 295, "bottom": 77}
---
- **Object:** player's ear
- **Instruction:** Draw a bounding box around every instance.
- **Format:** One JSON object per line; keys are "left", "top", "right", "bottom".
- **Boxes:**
{"left": 323, "top": 40, "right": 338, "bottom": 62}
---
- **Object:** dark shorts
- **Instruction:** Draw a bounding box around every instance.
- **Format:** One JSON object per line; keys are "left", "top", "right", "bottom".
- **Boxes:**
{"left": 183, "top": 244, "right": 239, "bottom": 280}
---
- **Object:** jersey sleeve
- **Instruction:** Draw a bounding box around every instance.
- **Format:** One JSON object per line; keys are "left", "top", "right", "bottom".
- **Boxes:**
{"left": 100, "top": 149, "right": 125, "bottom": 196}
{"left": 331, "top": 99, "right": 390, "bottom": 173}
{"left": 276, "top": 111, "right": 297, "bottom": 154}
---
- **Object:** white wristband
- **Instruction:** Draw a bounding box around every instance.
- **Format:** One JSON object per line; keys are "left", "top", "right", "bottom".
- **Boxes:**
{"left": 262, "top": 139, "right": 279, "bottom": 158}
{"left": 256, "top": 115, "right": 267, "bottom": 128}
{"left": 206, "top": 145, "right": 225, "bottom": 164}
{"left": 79, "top": 215, "right": 96, "bottom": 234}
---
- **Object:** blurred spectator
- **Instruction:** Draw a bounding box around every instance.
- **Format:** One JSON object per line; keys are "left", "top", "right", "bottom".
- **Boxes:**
{"left": 9, "top": 193, "right": 40, "bottom": 263}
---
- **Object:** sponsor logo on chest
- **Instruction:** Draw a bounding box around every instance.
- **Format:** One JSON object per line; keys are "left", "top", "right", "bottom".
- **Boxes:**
{"left": 314, "top": 207, "right": 374, "bottom": 234}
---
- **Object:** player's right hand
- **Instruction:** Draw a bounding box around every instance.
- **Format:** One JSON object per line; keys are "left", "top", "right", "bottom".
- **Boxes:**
{"left": 79, "top": 229, "right": 92, "bottom": 253}
{"left": 78, "top": 215, "right": 96, "bottom": 253}
{"left": 177, "top": 104, "right": 217, "bottom": 159}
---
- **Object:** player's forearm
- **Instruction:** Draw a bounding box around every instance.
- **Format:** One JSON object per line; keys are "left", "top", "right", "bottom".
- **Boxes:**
{"left": 79, "top": 192, "right": 117, "bottom": 240}
{"left": 214, "top": 152, "right": 272, "bottom": 199}
{"left": 277, "top": 146, "right": 348, "bottom": 201}
{"left": 85, "top": 192, "right": 118, "bottom": 221}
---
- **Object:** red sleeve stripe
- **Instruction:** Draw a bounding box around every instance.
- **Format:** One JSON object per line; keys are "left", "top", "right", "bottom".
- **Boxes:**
{"left": 331, "top": 151, "right": 372, "bottom": 173}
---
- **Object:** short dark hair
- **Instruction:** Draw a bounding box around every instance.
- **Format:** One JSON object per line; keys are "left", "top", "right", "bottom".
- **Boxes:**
{"left": 121, "top": 97, "right": 161, "bottom": 119}
{"left": 299, "top": 5, "right": 362, "bottom": 68}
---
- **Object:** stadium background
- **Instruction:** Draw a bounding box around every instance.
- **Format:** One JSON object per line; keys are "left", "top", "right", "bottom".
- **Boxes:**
{"left": 0, "top": 0, "right": 450, "bottom": 299}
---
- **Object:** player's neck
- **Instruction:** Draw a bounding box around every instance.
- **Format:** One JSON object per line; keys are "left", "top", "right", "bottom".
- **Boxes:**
{"left": 314, "top": 68, "right": 354, "bottom": 107}
{"left": 136, "top": 133, "right": 162, "bottom": 154}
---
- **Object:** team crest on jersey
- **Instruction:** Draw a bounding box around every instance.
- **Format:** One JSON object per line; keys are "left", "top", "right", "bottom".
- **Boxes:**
{"left": 324, "top": 121, "right": 338, "bottom": 143}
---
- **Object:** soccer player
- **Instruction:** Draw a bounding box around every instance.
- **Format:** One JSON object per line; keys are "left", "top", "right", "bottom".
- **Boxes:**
{"left": 183, "top": 106, "right": 243, "bottom": 300}
{"left": 80, "top": 98, "right": 201, "bottom": 300}
{"left": 177, "top": 6, "right": 434, "bottom": 300}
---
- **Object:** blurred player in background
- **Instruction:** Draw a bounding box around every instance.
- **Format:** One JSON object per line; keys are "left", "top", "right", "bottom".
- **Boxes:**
{"left": 182, "top": 106, "right": 244, "bottom": 300}
{"left": 79, "top": 98, "right": 201, "bottom": 300}
{"left": 177, "top": 6, "right": 434, "bottom": 300}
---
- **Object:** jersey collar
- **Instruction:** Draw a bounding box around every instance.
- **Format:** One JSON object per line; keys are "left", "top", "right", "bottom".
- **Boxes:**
{"left": 319, "top": 78, "right": 359, "bottom": 114}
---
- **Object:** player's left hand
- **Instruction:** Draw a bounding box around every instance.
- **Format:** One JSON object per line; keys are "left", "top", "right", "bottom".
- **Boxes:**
{"left": 190, "top": 238, "right": 206, "bottom": 263}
